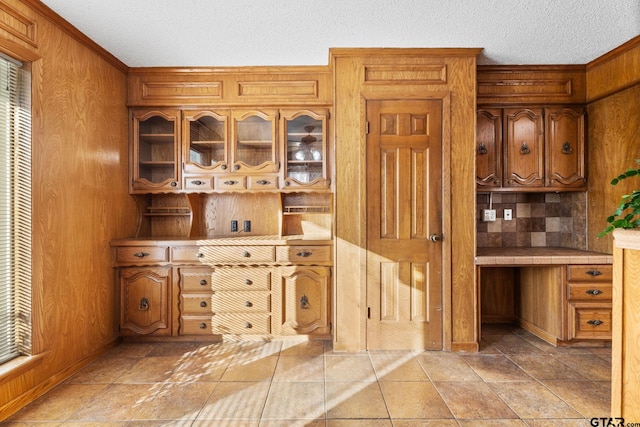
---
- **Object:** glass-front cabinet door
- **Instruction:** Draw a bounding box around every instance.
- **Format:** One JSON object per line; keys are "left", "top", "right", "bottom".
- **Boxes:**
{"left": 232, "top": 109, "right": 278, "bottom": 173}
{"left": 131, "top": 109, "right": 181, "bottom": 192}
{"left": 183, "top": 110, "right": 229, "bottom": 173}
{"left": 281, "top": 109, "right": 329, "bottom": 189}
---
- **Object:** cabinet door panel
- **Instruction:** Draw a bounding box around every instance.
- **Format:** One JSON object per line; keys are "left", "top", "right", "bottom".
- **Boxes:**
{"left": 476, "top": 108, "right": 502, "bottom": 188}
{"left": 545, "top": 107, "right": 586, "bottom": 189}
{"left": 279, "top": 266, "right": 330, "bottom": 335}
{"left": 232, "top": 110, "right": 279, "bottom": 173}
{"left": 504, "top": 108, "right": 544, "bottom": 188}
{"left": 120, "top": 267, "right": 171, "bottom": 335}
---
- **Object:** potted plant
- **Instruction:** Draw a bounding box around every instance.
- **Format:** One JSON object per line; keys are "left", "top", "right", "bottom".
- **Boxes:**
{"left": 598, "top": 158, "right": 640, "bottom": 236}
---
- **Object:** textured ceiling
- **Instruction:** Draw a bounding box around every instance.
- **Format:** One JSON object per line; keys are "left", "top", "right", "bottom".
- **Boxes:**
{"left": 40, "top": 0, "right": 640, "bottom": 67}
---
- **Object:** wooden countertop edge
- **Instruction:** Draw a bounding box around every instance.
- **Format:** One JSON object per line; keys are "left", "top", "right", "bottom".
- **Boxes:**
{"left": 613, "top": 229, "right": 640, "bottom": 250}
{"left": 475, "top": 247, "right": 613, "bottom": 266}
{"left": 111, "top": 235, "right": 333, "bottom": 246}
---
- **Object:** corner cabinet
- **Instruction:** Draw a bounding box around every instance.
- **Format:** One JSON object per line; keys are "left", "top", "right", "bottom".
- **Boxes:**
{"left": 131, "top": 109, "right": 181, "bottom": 193}
{"left": 476, "top": 106, "right": 586, "bottom": 192}
{"left": 119, "top": 266, "right": 172, "bottom": 336}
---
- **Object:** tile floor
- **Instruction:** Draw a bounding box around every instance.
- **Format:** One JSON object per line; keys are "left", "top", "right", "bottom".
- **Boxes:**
{"left": 3, "top": 324, "right": 612, "bottom": 426}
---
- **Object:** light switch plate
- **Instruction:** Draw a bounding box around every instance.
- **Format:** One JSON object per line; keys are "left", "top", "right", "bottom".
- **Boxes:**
{"left": 482, "top": 209, "right": 496, "bottom": 222}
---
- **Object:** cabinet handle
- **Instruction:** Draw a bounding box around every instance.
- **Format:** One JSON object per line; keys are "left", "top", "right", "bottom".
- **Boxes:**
{"left": 477, "top": 143, "right": 488, "bottom": 155}
{"left": 244, "top": 279, "right": 252, "bottom": 285}
{"left": 133, "top": 252, "right": 149, "bottom": 258}
{"left": 285, "top": 181, "right": 291, "bottom": 186}
{"left": 587, "top": 319, "right": 604, "bottom": 326}
{"left": 200, "top": 301, "right": 207, "bottom": 308}
{"left": 586, "top": 289, "right": 603, "bottom": 296}
{"left": 200, "top": 279, "right": 208, "bottom": 286}
{"left": 561, "top": 142, "right": 573, "bottom": 154}
{"left": 586, "top": 270, "right": 602, "bottom": 277}
{"left": 224, "top": 180, "right": 238, "bottom": 186}
{"left": 234, "top": 164, "right": 240, "bottom": 171}
{"left": 196, "top": 253, "right": 204, "bottom": 258}
{"left": 242, "top": 251, "right": 250, "bottom": 257}
{"left": 191, "top": 180, "right": 205, "bottom": 186}
{"left": 244, "top": 322, "right": 252, "bottom": 329}
{"left": 199, "top": 322, "right": 207, "bottom": 329}
{"left": 139, "top": 297, "right": 149, "bottom": 311}
{"left": 244, "top": 301, "right": 253, "bottom": 307}
{"left": 300, "top": 295, "right": 309, "bottom": 309}
{"left": 220, "top": 164, "right": 227, "bottom": 170}
{"left": 296, "top": 251, "right": 312, "bottom": 257}
{"left": 520, "top": 142, "right": 530, "bottom": 154}
{"left": 170, "top": 181, "right": 178, "bottom": 187}
{"left": 256, "top": 179, "right": 270, "bottom": 185}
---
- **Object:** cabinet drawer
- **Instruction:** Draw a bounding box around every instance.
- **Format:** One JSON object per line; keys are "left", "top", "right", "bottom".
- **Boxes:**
{"left": 116, "top": 246, "right": 169, "bottom": 264}
{"left": 212, "top": 313, "right": 271, "bottom": 334}
{"left": 214, "top": 176, "right": 247, "bottom": 190}
{"left": 182, "top": 295, "right": 213, "bottom": 314}
{"left": 276, "top": 245, "right": 331, "bottom": 263}
{"left": 567, "top": 282, "right": 612, "bottom": 302}
{"left": 247, "top": 175, "right": 278, "bottom": 190}
{"left": 178, "top": 267, "right": 214, "bottom": 292}
{"left": 205, "top": 246, "right": 276, "bottom": 263}
{"left": 180, "top": 316, "right": 213, "bottom": 335}
{"left": 567, "top": 265, "right": 612, "bottom": 282}
{"left": 212, "top": 267, "right": 272, "bottom": 290}
{"left": 184, "top": 176, "right": 214, "bottom": 191}
{"left": 212, "top": 291, "right": 271, "bottom": 313}
{"left": 569, "top": 303, "right": 612, "bottom": 340}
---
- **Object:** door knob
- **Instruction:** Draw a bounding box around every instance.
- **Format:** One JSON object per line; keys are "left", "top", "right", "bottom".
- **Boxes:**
{"left": 429, "top": 234, "right": 443, "bottom": 242}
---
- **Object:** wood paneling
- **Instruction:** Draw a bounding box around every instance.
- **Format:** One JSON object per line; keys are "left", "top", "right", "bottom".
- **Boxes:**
{"left": 0, "top": 0, "right": 133, "bottom": 419}
{"left": 587, "top": 36, "right": 640, "bottom": 103}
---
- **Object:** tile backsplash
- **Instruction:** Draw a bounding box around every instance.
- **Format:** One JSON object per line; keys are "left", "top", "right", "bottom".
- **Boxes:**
{"left": 476, "top": 192, "right": 587, "bottom": 249}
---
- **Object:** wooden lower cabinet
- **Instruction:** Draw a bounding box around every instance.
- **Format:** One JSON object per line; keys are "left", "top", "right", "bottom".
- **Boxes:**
{"left": 279, "top": 266, "right": 331, "bottom": 335}
{"left": 175, "top": 266, "right": 214, "bottom": 335}
{"left": 119, "top": 266, "right": 172, "bottom": 336}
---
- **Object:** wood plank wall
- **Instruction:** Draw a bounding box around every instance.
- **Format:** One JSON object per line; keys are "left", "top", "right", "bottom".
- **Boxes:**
{"left": 585, "top": 36, "right": 640, "bottom": 254}
{"left": 0, "top": 0, "right": 135, "bottom": 419}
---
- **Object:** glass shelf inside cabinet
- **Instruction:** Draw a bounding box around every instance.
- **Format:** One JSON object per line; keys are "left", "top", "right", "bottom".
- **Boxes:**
{"left": 286, "top": 115, "right": 324, "bottom": 183}
{"left": 235, "top": 114, "right": 274, "bottom": 167}
{"left": 138, "top": 115, "right": 176, "bottom": 183}
{"left": 188, "top": 114, "right": 226, "bottom": 168}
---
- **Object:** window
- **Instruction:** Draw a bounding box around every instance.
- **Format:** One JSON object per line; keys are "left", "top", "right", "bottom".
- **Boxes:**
{"left": 0, "top": 55, "right": 31, "bottom": 364}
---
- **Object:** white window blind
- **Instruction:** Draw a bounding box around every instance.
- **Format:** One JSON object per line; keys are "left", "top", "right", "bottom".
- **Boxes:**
{"left": 0, "top": 56, "right": 31, "bottom": 364}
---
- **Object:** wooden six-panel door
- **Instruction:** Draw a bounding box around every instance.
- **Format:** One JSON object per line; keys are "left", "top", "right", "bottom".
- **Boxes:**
{"left": 366, "top": 99, "right": 443, "bottom": 350}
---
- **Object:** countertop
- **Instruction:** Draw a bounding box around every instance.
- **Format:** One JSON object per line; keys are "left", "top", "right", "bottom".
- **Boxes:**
{"left": 110, "top": 234, "right": 333, "bottom": 247}
{"left": 475, "top": 247, "right": 613, "bottom": 266}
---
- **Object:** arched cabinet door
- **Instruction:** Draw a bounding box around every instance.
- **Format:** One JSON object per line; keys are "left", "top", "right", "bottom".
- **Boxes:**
{"left": 231, "top": 109, "right": 279, "bottom": 173}
{"left": 279, "top": 266, "right": 330, "bottom": 335}
{"left": 503, "top": 108, "right": 544, "bottom": 188}
{"left": 476, "top": 108, "right": 502, "bottom": 189}
{"left": 119, "top": 266, "right": 171, "bottom": 336}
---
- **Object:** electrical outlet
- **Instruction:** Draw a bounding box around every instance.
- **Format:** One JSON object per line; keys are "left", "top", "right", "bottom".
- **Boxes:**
{"left": 243, "top": 220, "right": 251, "bottom": 232}
{"left": 231, "top": 220, "right": 238, "bottom": 232}
{"left": 504, "top": 209, "right": 513, "bottom": 221}
{"left": 482, "top": 209, "right": 496, "bottom": 222}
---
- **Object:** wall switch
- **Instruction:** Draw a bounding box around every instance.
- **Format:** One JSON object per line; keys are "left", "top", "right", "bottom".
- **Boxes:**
{"left": 231, "top": 220, "right": 238, "bottom": 232}
{"left": 504, "top": 209, "right": 513, "bottom": 221}
{"left": 243, "top": 220, "right": 251, "bottom": 232}
{"left": 482, "top": 209, "right": 496, "bottom": 222}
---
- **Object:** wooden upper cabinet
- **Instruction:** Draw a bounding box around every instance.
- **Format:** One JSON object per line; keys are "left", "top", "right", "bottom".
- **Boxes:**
{"left": 131, "top": 109, "right": 181, "bottom": 193}
{"left": 231, "top": 109, "right": 279, "bottom": 173}
{"left": 545, "top": 107, "right": 586, "bottom": 190}
{"left": 476, "top": 108, "right": 502, "bottom": 188}
{"left": 504, "top": 108, "right": 545, "bottom": 189}
{"left": 183, "top": 110, "right": 229, "bottom": 174}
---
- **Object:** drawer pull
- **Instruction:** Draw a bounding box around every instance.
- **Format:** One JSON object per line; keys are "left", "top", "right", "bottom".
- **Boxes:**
{"left": 199, "top": 322, "right": 207, "bottom": 329}
{"left": 244, "top": 279, "right": 252, "bottom": 285}
{"left": 300, "top": 295, "right": 309, "bottom": 309}
{"left": 196, "top": 253, "right": 204, "bottom": 258}
{"left": 587, "top": 319, "right": 604, "bottom": 326}
{"left": 586, "top": 289, "right": 603, "bottom": 296}
{"left": 133, "top": 252, "right": 150, "bottom": 258}
{"left": 296, "top": 251, "right": 312, "bottom": 257}
{"left": 244, "top": 301, "right": 253, "bottom": 307}
{"left": 191, "top": 180, "right": 205, "bottom": 186}
{"left": 139, "top": 297, "right": 149, "bottom": 311}
{"left": 244, "top": 322, "right": 252, "bottom": 329}
{"left": 200, "top": 279, "right": 208, "bottom": 286}
{"left": 256, "top": 179, "right": 270, "bottom": 185}
{"left": 170, "top": 181, "right": 178, "bottom": 187}
{"left": 200, "top": 301, "right": 207, "bottom": 308}
{"left": 242, "top": 251, "right": 250, "bottom": 258}
{"left": 224, "top": 180, "right": 238, "bottom": 186}
{"left": 586, "top": 270, "right": 602, "bottom": 277}
{"left": 220, "top": 164, "right": 227, "bottom": 170}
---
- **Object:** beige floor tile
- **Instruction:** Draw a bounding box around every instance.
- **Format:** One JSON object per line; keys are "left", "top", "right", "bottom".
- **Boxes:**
{"left": 541, "top": 379, "right": 610, "bottom": 418}
{"left": 434, "top": 381, "right": 518, "bottom": 419}
{"left": 416, "top": 352, "right": 482, "bottom": 381}
{"left": 523, "top": 420, "right": 593, "bottom": 427}
{"left": 551, "top": 353, "right": 611, "bottom": 380}
{"left": 369, "top": 353, "right": 429, "bottom": 381}
{"left": 260, "top": 420, "right": 326, "bottom": 427}
{"left": 325, "top": 355, "right": 377, "bottom": 382}
{"left": 68, "top": 384, "right": 161, "bottom": 421}
{"left": 192, "top": 420, "right": 259, "bottom": 427}
{"left": 104, "top": 342, "right": 157, "bottom": 358}
{"left": 261, "top": 382, "right": 325, "bottom": 419}
{"left": 146, "top": 341, "right": 209, "bottom": 357}
{"left": 506, "top": 354, "right": 585, "bottom": 380}
{"left": 391, "top": 420, "right": 459, "bottom": 427}
{"left": 483, "top": 334, "right": 546, "bottom": 355}
{"left": 115, "top": 357, "right": 183, "bottom": 383}
{"left": 272, "top": 355, "right": 324, "bottom": 382}
{"left": 61, "top": 422, "right": 129, "bottom": 426}
{"left": 197, "top": 381, "right": 270, "bottom": 420}
{"left": 326, "top": 381, "right": 389, "bottom": 419}
{"left": 66, "top": 356, "right": 141, "bottom": 384}
{"left": 460, "top": 354, "right": 532, "bottom": 381}
{"left": 220, "top": 355, "right": 278, "bottom": 382}
{"left": 280, "top": 339, "right": 326, "bottom": 356}
{"left": 132, "top": 382, "right": 216, "bottom": 420}
{"left": 127, "top": 421, "right": 198, "bottom": 427}
{"left": 168, "top": 355, "right": 231, "bottom": 382}
{"left": 457, "top": 420, "right": 528, "bottom": 427}
{"left": 7, "top": 384, "right": 108, "bottom": 422}
{"left": 327, "top": 420, "right": 393, "bottom": 427}
{"left": 489, "top": 381, "right": 582, "bottom": 419}
{"left": 379, "top": 381, "right": 453, "bottom": 419}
